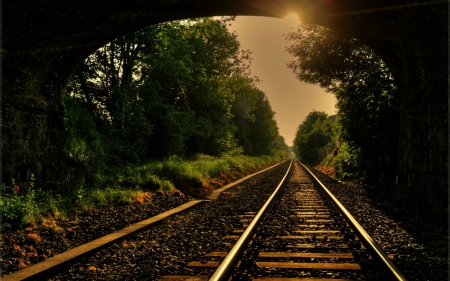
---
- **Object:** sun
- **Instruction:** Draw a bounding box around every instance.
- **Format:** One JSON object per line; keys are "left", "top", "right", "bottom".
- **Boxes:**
{"left": 283, "top": 13, "right": 300, "bottom": 28}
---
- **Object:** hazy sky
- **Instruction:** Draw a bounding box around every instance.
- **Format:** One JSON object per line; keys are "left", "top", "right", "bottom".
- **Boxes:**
{"left": 227, "top": 16, "right": 337, "bottom": 146}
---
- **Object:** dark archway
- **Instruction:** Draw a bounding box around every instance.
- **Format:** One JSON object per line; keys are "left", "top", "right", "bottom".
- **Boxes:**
{"left": 3, "top": 0, "right": 447, "bottom": 223}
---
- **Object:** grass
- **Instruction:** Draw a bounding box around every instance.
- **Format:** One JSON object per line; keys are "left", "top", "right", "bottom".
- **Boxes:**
{"left": 101, "top": 153, "right": 283, "bottom": 193}
{"left": 1, "top": 153, "right": 286, "bottom": 226}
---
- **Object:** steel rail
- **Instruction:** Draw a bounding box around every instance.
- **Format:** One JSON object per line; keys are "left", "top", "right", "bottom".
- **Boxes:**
{"left": 209, "top": 159, "right": 293, "bottom": 281}
{"left": 298, "top": 160, "right": 408, "bottom": 281}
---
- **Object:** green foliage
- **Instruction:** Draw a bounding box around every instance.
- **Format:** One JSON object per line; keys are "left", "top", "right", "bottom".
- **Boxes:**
{"left": 227, "top": 76, "right": 281, "bottom": 155}
{"left": 331, "top": 142, "right": 362, "bottom": 180}
{"left": 77, "top": 187, "right": 135, "bottom": 208}
{"left": 1, "top": 176, "right": 38, "bottom": 225}
{"left": 286, "top": 24, "right": 395, "bottom": 94}
{"left": 63, "top": 96, "right": 106, "bottom": 182}
{"left": 102, "top": 154, "right": 283, "bottom": 193}
{"left": 1, "top": 153, "right": 285, "bottom": 225}
{"left": 35, "top": 190, "right": 64, "bottom": 217}
{"left": 64, "top": 17, "right": 288, "bottom": 186}
{"left": 286, "top": 23, "right": 399, "bottom": 181}
{"left": 293, "top": 111, "right": 335, "bottom": 165}
{"left": 54, "top": 17, "right": 292, "bottom": 221}
{"left": 272, "top": 135, "right": 290, "bottom": 156}
{"left": 248, "top": 90, "right": 279, "bottom": 155}
{"left": 0, "top": 174, "right": 81, "bottom": 225}
{"left": 215, "top": 132, "right": 243, "bottom": 156}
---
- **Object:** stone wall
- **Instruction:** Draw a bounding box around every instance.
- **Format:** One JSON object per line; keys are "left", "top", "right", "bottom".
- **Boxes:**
{"left": 393, "top": 5, "right": 448, "bottom": 223}
{"left": 2, "top": 106, "right": 64, "bottom": 189}
{"left": 2, "top": 53, "right": 65, "bottom": 189}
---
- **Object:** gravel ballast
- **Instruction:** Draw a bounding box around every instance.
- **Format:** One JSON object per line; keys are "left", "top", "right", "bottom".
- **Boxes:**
{"left": 308, "top": 164, "right": 448, "bottom": 281}
{"left": 2, "top": 160, "right": 447, "bottom": 280}
{"left": 47, "top": 161, "right": 291, "bottom": 280}
{"left": 1, "top": 193, "right": 192, "bottom": 276}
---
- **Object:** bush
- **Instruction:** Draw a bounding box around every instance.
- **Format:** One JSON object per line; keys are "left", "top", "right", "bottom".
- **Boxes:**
{"left": 1, "top": 176, "right": 39, "bottom": 225}
{"left": 332, "top": 142, "right": 362, "bottom": 180}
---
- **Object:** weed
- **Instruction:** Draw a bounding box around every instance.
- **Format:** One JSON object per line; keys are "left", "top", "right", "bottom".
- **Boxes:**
{"left": 1, "top": 154, "right": 282, "bottom": 227}
{"left": 1, "top": 175, "right": 39, "bottom": 225}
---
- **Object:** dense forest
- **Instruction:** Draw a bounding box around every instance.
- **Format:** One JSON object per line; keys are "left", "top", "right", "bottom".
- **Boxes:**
{"left": 64, "top": 17, "right": 289, "bottom": 184}
{"left": 2, "top": 17, "right": 290, "bottom": 225}
{"left": 287, "top": 23, "right": 399, "bottom": 184}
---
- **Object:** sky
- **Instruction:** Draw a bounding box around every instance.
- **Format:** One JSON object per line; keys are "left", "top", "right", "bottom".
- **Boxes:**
{"left": 226, "top": 16, "right": 337, "bottom": 146}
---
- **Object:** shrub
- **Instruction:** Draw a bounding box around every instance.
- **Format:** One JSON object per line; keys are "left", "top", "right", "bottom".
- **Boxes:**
{"left": 332, "top": 142, "right": 362, "bottom": 180}
{"left": 1, "top": 176, "right": 39, "bottom": 225}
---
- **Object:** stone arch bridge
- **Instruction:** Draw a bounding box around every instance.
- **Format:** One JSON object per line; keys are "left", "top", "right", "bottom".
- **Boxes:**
{"left": 3, "top": 0, "right": 448, "bottom": 223}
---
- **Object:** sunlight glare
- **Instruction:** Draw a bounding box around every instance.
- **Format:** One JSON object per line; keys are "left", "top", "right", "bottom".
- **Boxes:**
{"left": 283, "top": 13, "right": 300, "bottom": 28}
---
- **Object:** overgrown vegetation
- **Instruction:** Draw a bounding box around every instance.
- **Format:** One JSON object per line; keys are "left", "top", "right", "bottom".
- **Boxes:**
{"left": 64, "top": 17, "right": 289, "bottom": 184}
{"left": 2, "top": 18, "right": 290, "bottom": 226}
{"left": 287, "top": 23, "right": 399, "bottom": 183}
{"left": 1, "top": 176, "right": 39, "bottom": 225}
{"left": 1, "top": 154, "right": 284, "bottom": 226}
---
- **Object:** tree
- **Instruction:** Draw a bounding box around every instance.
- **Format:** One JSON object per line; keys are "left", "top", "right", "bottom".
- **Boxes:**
{"left": 227, "top": 76, "right": 281, "bottom": 155}
{"left": 67, "top": 30, "right": 155, "bottom": 165}
{"left": 286, "top": 23, "right": 399, "bottom": 181}
{"left": 180, "top": 19, "right": 242, "bottom": 155}
{"left": 273, "top": 135, "right": 289, "bottom": 152}
{"left": 248, "top": 89, "right": 279, "bottom": 155}
{"left": 293, "top": 111, "right": 334, "bottom": 164}
{"left": 65, "top": 16, "right": 279, "bottom": 176}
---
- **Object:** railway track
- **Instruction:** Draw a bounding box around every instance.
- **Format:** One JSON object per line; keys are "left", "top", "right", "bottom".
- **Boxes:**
{"left": 4, "top": 159, "right": 412, "bottom": 280}
{"left": 161, "top": 160, "right": 407, "bottom": 281}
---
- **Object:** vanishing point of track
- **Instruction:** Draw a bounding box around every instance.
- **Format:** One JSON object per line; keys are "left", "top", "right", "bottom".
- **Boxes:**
{"left": 162, "top": 159, "right": 408, "bottom": 281}
{"left": 4, "top": 159, "right": 408, "bottom": 281}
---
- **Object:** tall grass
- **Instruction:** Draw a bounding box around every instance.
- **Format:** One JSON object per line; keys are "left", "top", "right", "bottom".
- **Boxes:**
{"left": 1, "top": 153, "right": 283, "bottom": 226}
{"left": 108, "top": 153, "right": 281, "bottom": 190}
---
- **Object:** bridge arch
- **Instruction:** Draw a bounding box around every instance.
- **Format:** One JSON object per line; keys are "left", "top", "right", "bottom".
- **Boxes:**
{"left": 3, "top": 0, "right": 447, "bottom": 223}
